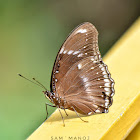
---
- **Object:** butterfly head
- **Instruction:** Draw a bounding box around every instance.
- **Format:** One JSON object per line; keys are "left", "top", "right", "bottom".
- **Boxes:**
{"left": 43, "top": 90, "right": 50, "bottom": 97}
{"left": 43, "top": 90, "right": 56, "bottom": 104}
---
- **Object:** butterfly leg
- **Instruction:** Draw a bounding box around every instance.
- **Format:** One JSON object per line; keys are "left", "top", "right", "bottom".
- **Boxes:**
{"left": 63, "top": 98, "right": 68, "bottom": 116}
{"left": 72, "top": 106, "right": 88, "bottom": 123}
{"left": 64, "top": 108, "right": 68, "bottom": 116}
{"left": 45, "top": 103, "right": 56, "bottom": 120}
{"left": 58, "top": 107, "right": 65, "bottom": 127}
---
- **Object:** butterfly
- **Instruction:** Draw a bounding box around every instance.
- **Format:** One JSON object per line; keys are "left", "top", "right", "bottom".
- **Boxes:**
{"left": 19, "top": 22, "right": 115, "bottom": 126}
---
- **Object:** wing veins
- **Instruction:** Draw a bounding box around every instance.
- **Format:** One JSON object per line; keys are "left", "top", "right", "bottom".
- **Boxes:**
{"left": 62, "top": 62, "right": 102, "bottom": 95}
{"left": 70, "top": 100, "right": 95, "bottom": 115}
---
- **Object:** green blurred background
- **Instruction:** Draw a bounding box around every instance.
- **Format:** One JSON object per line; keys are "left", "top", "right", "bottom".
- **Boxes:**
{"left": 0, "top": 0, "right": 139, "bottom": 139}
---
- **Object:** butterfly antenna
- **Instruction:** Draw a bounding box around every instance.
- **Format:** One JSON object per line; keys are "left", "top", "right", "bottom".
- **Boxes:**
{"left": 32, "top": 78, "right": 47, "bottom": 90}
{"left": 18, "top": 74, "right": 46, "bottom": 90}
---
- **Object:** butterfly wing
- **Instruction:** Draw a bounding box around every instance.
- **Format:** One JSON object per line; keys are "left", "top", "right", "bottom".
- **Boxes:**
{"left": 61, "top": 58, "right": 114, "bottom": 115}
{"left": 51, "top": 22, "right": 114, "bottom": 115}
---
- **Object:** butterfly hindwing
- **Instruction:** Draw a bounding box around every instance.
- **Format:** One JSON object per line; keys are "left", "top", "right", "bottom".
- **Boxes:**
{"left": 58, "top": 57, "right": 114, "bottom": 115}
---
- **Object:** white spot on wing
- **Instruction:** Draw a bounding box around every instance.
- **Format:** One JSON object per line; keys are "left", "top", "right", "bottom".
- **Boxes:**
{"left": 63, "top": 50, "right": 67, "bottom": 54}
{"left": 111, "top": 83, "right": 114, "bottom": 87}
{"left": 60, "top": 48, "right": 64, "bottom": 54}
{"left": 77, "top": 53, "right": 83, "bottom": 57}
{"left": 68, "top": 50, "right": 73, "bottom": 55}
{"left": 55, "top": 70, "right": 59, "bottom": 73}
{"left": 88, "top": 112, "right": 92, "bottom": 115}
{"left": 78, "top": 63, "right": 82, "bottom": 69}
{"left": 101, "top": 67, "right": 106, "bottom": 72}
{"left": 105, "top": 91, "right": 111, "bottom": 96}
{"left": 83, "top": 77, "right": 88, "bottom": 82}
{"left": 77, "top": 29, "right": 87, "bottom": 33}
{"left": 104, "top": 88, "right": 110, "bottom": 92}
{"left": 104, "top": 79, "right": 110, "bottom": 82}
{"left": 95, "top": 109, "right": 100, "bottom": 113}
{"left": 85, "top": 83, "right": 90, "bottom": 88}
{"left": 102, "top": 71, "right": 107, "bottom": 75}
{"left": 73, "top": 51, "right": 79, "bottom": 55}
{"left": 105, "top": 83, "right": 110, "bottom": 87}
{"left": 104, "top": 109, "right": 108, "bottom": 113}
{"left": 111, "top": 92, "right": 114, "bottom": 97}
{"left": 104, "top": 75, "right": 108, "bottom": 78}
{"left": 105, "top": 98, "right": 109, "bottom": 103}
{"left": 99, "top": 65, "right": 103, "bottom": 68}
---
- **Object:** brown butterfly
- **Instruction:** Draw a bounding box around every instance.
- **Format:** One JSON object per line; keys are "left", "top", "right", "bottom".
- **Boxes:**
{"left": 19, "top": 22, "right": 115, "bottom": 126}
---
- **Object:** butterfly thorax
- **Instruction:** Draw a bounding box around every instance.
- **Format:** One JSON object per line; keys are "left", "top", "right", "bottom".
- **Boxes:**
{"left": 43, "top": 90, "right": 66, "bottom": 108}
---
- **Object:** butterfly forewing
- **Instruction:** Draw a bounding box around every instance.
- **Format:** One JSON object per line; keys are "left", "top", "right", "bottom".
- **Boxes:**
{"left": 51, "top": 22, "right": 114, "bottom": 115}
{"left": 51, "top": 23, "right": 101, "bottom": 92}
